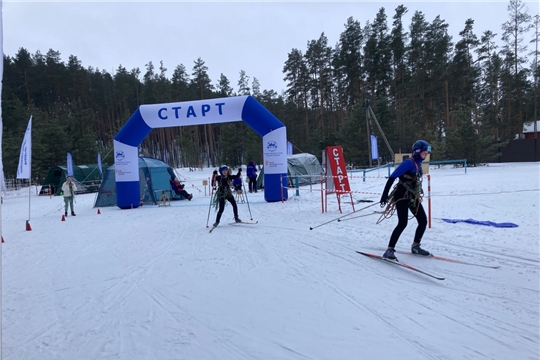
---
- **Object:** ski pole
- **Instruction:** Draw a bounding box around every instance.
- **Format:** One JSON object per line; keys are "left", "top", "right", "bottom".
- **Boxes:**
{"left": 309, "top": 202, "right": 380, "bottom": 230}
{"left": 205, "top": 188, "right": 215, "bottom": 228}
{"left": 337, "top": 211, "right": 381, "bottom": 222}
{"left": 242, "top": 182, "right": 253, "bottom": 220}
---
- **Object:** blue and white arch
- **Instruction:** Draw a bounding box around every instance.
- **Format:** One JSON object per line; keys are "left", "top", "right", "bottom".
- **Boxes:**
{"left": 113, "top": 95, "right": 288, "bottom": 209}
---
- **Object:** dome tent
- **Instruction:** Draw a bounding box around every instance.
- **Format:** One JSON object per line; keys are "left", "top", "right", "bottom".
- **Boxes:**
{"left": 94, "top": 156, "right": 185, "bottom": 208}
{"left": 256, "top": 153, "right": 323, "bottom": 190}
{"left": 39, "top": 164, "right": 102, "bottom": 196}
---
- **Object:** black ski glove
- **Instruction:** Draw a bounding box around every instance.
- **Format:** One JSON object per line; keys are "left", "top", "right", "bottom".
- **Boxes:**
{"left": 380, "top": 177, "right": 395, "bottom": 206}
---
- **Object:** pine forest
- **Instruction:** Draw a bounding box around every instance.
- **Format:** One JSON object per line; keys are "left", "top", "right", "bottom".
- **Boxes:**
{"left": 2, "top": 0, "right": 539, "bottom": 181}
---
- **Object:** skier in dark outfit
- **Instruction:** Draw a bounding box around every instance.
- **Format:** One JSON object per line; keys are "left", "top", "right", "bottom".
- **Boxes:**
{"left": 380, "top": 140, "right": 431, "bottom": 260}
{"left": 213, "top": 165, "right": 242, "bottom": 227}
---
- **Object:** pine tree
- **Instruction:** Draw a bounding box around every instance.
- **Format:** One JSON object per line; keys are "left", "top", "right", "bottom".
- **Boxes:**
{"left": 448, "top": 19, "right": 480, "bottom": 128}
{"left": 364, "top": 8, "right": 392, "bottom": 100}
{"left": 305, "top": 33, "right": 334, "bottom": 137}
{"left": 283, "top": 48, "right": 309, "bottom": 107}
{"left": 171, "top": 64, "right": 190, "bottom": 101}
{"left": 476, "top": 30, "right": 502, "bottom": 140}
{"left": 500, "top": 0, "right": 533, "bottom": 139}
{"left": 251, "top": 77, "right": 261, "bottom": 98}
{"left": 191, "top": 57, "right": 213, "bottom": 99}
{"left": 217, "top": 73, "right": 233, "bottom": 97}
{"left": 389, "top": 5, "right": 409, "bottom": 151}
{"left": 237, "top": 70, "right": 251, "bottom": 95}
{"left": 335, "top": 17, "right": 364, "bottom": 108}
{"left": 528, "top": 14, "right": 539, "bottom": 137}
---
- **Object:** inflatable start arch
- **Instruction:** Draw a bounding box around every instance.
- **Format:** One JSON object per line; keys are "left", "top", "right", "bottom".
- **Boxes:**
{"left": 113, "top": 95, "right": 288, "bottom": 209}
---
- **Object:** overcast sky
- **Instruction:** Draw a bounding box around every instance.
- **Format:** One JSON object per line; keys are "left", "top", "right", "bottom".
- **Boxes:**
{"left": 3, "top": 1, "right": 538, "bottom": 95}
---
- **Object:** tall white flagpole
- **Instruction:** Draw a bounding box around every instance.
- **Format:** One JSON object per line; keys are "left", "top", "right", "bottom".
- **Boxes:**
{"left": 1, "top": 0, "right": 5, "bottom": 356}
{"left": 28, "top": 146, "right": 31, "bottom": 222}
{"left": 17, "top": 116, "right": 32, "bottom": 228}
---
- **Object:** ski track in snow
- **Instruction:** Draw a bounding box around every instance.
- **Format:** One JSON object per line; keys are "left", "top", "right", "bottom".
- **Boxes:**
{"left": 1, "top": 163, "right": 539, "bottom": 360}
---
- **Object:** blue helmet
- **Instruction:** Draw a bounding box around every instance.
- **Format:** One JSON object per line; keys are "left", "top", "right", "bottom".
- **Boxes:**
{"left": 412, "top": 140, "right": 431, "bottom": 154}
{"left": 219, "top": 165, "right": 228, "bottom": 173}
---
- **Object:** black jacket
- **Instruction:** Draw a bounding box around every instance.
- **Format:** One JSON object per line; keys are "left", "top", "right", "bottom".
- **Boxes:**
{"left": 215, "top": 169, "right": 242, "bottom": 196}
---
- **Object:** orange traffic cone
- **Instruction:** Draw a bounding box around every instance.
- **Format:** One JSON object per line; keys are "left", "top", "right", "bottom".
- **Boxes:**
{"left": 97, "top": 208, "right": 101, "bottom": 215}
{"left": 61, "top": 214, "right": 66, "bottom": 221}
{"left": 26, "top": 220, "right": 32, "bottom": 231}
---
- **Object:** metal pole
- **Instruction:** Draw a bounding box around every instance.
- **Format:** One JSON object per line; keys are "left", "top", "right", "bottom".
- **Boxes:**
{"left": 280, "top": 174, "right": 284, "bottom": 203}
{"left": 1, "top": 2, "right": 4, "bottom": 355}
{"left": 534, "top": 15, "right": 538, "bottom": 141}
{"left": 366, "top": 106, "right": 372, "bottom": 167}
{"left": 28, "top": 171, "right": 31, "bottom": 222}
{"left": 242, "top": 181, "right": 253, "bottom": 220}
{"left": 205, "top": 188, "right": 214, "bottom": 228}
{"left": 427, "top": 174, "right": 432, "bottom": 229}
{"left": 369, "top": 106, "right": 395, "bottom": 161}
{"left": 320, "top": 173, "right": 324, "bottom": 213}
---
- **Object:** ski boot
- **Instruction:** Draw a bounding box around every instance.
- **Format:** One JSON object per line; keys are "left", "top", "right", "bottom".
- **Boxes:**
{"left": 383, "top": 247, "right": 397, "bottom": 260}
{"left": 411, "top": 242, "right": 430, "bottom": 256}
{"left": 212, "top": 221, "right": 219, "bottom": 227}
{"left": 234, "top": 216, "right": 242, "bottom": 223}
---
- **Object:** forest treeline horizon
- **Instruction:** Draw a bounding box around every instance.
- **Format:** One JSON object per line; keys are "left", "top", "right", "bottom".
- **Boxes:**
{"left": 2, "top": 0, "right": 538, "bottom": 180}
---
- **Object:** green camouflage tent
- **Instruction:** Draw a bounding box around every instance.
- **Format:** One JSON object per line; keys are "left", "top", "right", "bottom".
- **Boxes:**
{"left": 39, "top": 164, "right": 102, "bottom": 196}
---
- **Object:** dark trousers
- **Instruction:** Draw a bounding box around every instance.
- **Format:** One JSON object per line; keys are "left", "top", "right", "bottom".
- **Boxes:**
{"left": 64, "top": 196, "right": 74, "bottom": 213}
{"left": 387, "top": 199, "right": 427, "bottom": 249}
{"left": 248, "top": 177, "right": 257, "bottom": 192}
{"left": 176, "top": 189, "right": 191, "bottom": 199}
{"left": 215, "top": 194, "right": 238, "bottom": 224}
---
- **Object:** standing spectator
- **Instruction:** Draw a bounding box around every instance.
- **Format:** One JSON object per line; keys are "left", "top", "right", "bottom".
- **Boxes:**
{"left": 61, "top": 176, "right": 77, "bottom": 216}
{"left": 247, "top": 161, "right": 258, "bottom": 193}
{"left": 140, "top": 176, "right": 153, "bottom": 206}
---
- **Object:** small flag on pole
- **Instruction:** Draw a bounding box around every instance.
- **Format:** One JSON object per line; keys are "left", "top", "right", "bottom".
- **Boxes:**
{"left": 287, "top": 141, "right": 293, "bottom": 155}
{"left": 370, "top": 135, "right": 379, "bottom": 160}
{"left": 98, "top": 153, "right": 102, "bottom": 174}
{"left": 67, "top": 152, "right": 74, "bottom": 177}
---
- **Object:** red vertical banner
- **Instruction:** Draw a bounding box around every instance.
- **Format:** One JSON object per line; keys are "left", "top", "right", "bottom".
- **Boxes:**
{"left": 326, "top": 146, "right": 350, "bottom": 193}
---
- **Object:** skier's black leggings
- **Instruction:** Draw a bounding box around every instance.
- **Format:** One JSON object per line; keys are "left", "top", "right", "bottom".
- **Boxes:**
{"left": 215, "top": 194, "right": 238, "bottom": 224}
{"left": 387, "top": 197, "right": 427, "bottom": 249}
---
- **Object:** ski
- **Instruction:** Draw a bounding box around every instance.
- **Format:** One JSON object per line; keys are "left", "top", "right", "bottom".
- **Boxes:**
{"left": 389, "top": 249, "right": 500, "bottom": 269}
{"left": 229, "top": 221, "right": 259, "bottom": 225}
{"left": 208, "top": 226, "right": 217, "bottom": 233}
{"left": 356, "top": 251, "right": 445, "bottom": 281}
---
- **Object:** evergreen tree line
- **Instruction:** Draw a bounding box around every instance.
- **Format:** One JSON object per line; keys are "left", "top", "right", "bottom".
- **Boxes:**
{"left": 2, "top": 0, "right": 538, "bottom": 181}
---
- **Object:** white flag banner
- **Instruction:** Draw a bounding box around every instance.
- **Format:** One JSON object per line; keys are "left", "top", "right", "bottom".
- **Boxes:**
{"left": 67, "top": 152, "right": 74, "bottom": 177}
{"left": 17, "top": 116, "right": 32, "bottom": 179}
{"left": 98, "top": 153, "right": 102, "bottom": 174}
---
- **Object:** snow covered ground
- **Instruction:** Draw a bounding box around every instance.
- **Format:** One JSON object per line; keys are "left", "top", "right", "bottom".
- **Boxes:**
{"left": 2, "top": 162, "right": 539, "bottom": 360}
